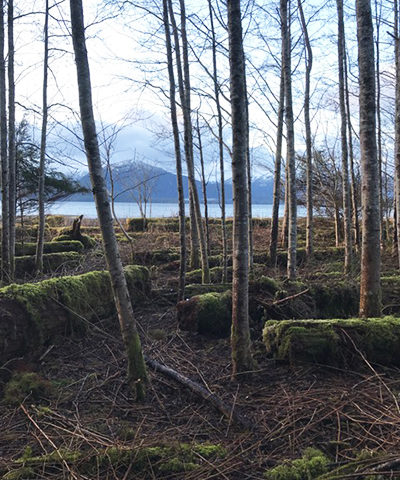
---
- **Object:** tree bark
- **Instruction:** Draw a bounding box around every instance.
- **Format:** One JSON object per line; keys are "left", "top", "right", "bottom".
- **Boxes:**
{"left": 162, "top": 0, "right": 186, "bottom": 302}
{"left": 281, "top": 0, "right": 297, "bottom": 280}
{"left": 35, "top": 0, "right": 49, "bottom": 274}
{"left": 344, "top": 48, "right": 360, "bottom": 250}
{"left": 394, "top": 0, "right": 400, "bottom": 269}
{"left": 8, "top": 0, "right": 16, "bottom": 280}
{"left": 357, "top": 0, "right": 381, "bottom": 317}
{"left": 337, "top": 0, "right": 352, "bottom": 274}
{"left": 227, "top": 0, "right": 253, "bottom": 375}
{"left": 168, "top": 0, "right": 210, "bottom": 283}
{"left": 195, "top": 115, "right": 210, "bottom": 257}
{"left": 0, "top": 1, "right": 9, "bottom": 283}
{"left": 298, "top": 0, "right": 313, "bottom": 258}
{"left": 208, "top": 0, "right": 227, "bottom": 282}
{"left": 269, "top": 66, "right": 284, "bottom": 267}
{"left": 69, "top": 0, "right": 147, "bottom": 399}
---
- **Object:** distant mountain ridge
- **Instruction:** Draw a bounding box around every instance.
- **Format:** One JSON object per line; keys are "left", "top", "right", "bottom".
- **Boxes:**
{"left": 72, "top": 161, "right": 275, "bottom": 204}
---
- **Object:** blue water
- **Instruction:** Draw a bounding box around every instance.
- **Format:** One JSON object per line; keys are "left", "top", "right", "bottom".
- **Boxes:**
{"left": 46, "top": 201, "right": 308, "bottom": 219}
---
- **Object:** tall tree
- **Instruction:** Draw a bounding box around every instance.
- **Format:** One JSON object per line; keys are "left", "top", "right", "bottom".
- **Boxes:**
{"left": 162, "top": 0, "right": 186, "bottom": 302}
{"left": 281, "top": 0, "right": 297, "bottom": 280}
{"left": 337, "top": 0, "right": 352, "bottom": 273}
{"left": 228, "top": 0, "right": 253, "bottom": 375}
{"left": 269, "top": 65, "right": 285, "bottom": 266}
{"left": 208, "top": 0, "right": 227, "bottom": 282}
{"left": 0, "top": 1, "right": 9, "bottom": 282}
{"left": 8, "top": 0, "right": 16, "bottom": 280}
{"left": 298, "top": 0, "right": 313, "bottom": 258}
{"left": 35, "top": 0, "right": 49, "bottom": 274}
{"left": 357, "top": 0, "right": 381, "bottom": 317}
{"left": 168, "top": 0, "right": 210, "bottom": 283}
{"left": 395, "top": 0, "right": 400, "bottom": 269}
{"left": 69, "top": 0, "right": 147, "bottom": 399}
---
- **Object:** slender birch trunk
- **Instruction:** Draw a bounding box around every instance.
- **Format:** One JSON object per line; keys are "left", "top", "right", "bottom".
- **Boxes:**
{"left": 395, "top": 0, "right": 400, "bottom": 269}
{"left": 69, "top": 0, "right": 147, "bottom": 398}
{"left": 0, "top": 2, "right": 9, "bottom": 283}
{"left": 344, "top": 49, "right": 360, "bottom": 249}
{"left": 269, "top": 67, "right": 284, "bottom": 266}
{"left": 196, "top": 115, "right": 210, "bottom": 256}
{"left": 281, "top": 161, "right": 289, "bottom": 248}
{"left": 208, "top": 0, "right": 227, "bottom": 282}
{"left": 357, "top": 0, "right": 381, "bottom": 317}
{"left": 281, "top": 0, "right": 297, "bottom": 280}
{"left": 244, "top": 74, "right": 253, "bottom": 271}
{"left": 35, "top": 0, "right": 49, "bottom": 274}
{"left": 8, "top": 0, "right": 16, "bottom": 280}
{"left": 337, "top": 0, "right": 352, "bottom": 274}
{"left": 168, "top": 0, "right": 209, "bottom": 283}
{"left": 298, "top": 0, "right": 313, "bottom": 258}
{"left": 227, "top": 0, "right": 253, "bottom": 375}
{"left": 189, "top": 191, "right": 200, "bottom": 268}
{"left": 162, "top": 0, "right": 186, "bottom": 301}
{"left": 375, "top": 0, "right": 384, "bottom": 243}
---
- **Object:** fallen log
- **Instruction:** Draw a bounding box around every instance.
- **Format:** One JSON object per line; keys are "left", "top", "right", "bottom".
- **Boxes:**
{"left": 0, "top": 265, "right": 150, "bottom": 365}
{"left": 145, "top": 355, "right": 252, "bottom": 430}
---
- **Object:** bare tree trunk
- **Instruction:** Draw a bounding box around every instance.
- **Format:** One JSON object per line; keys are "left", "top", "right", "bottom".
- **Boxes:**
{"left": 189, "top": 190, "right": 200, "bottom": 268}
{"left": 227, "top": 0, "right": 253, "bottom": 375}
{"left": 280, "top": 161, "right": 289, "bottom": 248}
{"left": 208, "top": 0, "right": 227, "bottom": 282}
{"left": 357, "top": 0, "right": 381, "bottom": 317}
{"left": 298, "top": 0, "right": 313, "bottom": 258}
{"left": 334, "top": 204, "right": 341, "bottom": 247}
{"left": 195, "top": 114, "right": 210, "bottom": 256}
{"left": 244, "top": 75, "right": 253, "bottom": 272}
{"left": 168, "top": 0, "right": 209, "bottom": 283}
{"left": 0, "top": 1, "right": 9, "bottom": 283}
{"left": 281, "top": 0, "right": 297, "bottom": 280}
{"left": 395, "top": 0, "right": 400, "bottom": 269}
{"left": 163, "top": 0, "right": 186, "bottom": 301}
{"left": 69, "top": 0, "right": 147, "bottom": 399}
{"left": 337, "top": 0, "right": 352, "bottom": 274}
{"left": 375, "top": 0, "right": 384, "bottom": 244}
{"left": 269, "top": 67, "right": 284, "bottom": 266}
{"left": 8, "top": 0, "right": 16, "bottom": 280}
{"left": 344, "top": 49, "right": 360, "bottom": 250}
{"left": 35, "top": 0, "right": 49, "bottom": 274}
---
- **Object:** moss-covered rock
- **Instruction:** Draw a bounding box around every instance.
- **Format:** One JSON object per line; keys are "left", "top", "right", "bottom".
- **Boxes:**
{"left": 14, "top": 252, "right": 81, "bottom": 278}
{"left": 177, "top": 291, "right": 232, "bottom": 336}
{"left": 0, "top": 265, "right": 150, "bottom": 365}
{"left": 263, "top": 316, "right": 400, "bottom": 367}
{"left": 14, "top": 241, "right": 84, "bottom": 256}
{"left": 264, "top": 448, "right": 330, "bottom": 480}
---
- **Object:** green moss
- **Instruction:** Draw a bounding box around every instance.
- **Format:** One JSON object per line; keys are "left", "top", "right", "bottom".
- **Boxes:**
{"left": 264, "top": 448, "right": 330, "bottom": 480}
{"left": 263, "top": 316, "right": 400, "bottom": 367}
{"left": 196, "top": 291, "right": 232, "bottom": 336}
{"left": 52, "top": 233, "right": 95, "bottom": 249}
{"left": 14, "top": 252, "right": 81, "bottom": 278}
{"left": 0, "top": 265, "right": 151, "bottom": 356}
{"left": 3, "top": 372, "right": 54, "bottom": 405}
{"left": 2, "top": 467, "right": 35, "bottom": 479}
{"left": 9, "top": 442, "right": 226, "bottom": 478}
{"left": 14, "top": 241, "right": 83, "bottom": 256}
{"left": 184, "top": 283, "right": 231, "bottom": 298}
{"left": 126, "top": 332, "right": 147, "bottom": 401}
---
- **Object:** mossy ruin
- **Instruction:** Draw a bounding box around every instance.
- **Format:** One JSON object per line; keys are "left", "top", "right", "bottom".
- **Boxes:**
{"left": 0, "top": 265, "right": 150, "bottom": 365}
{"left": 263, "top": 316, "right": 400, "bottom": 367}
{"left": 2, "top": 372, "right": 54, "bottom": 406}
{"left": 52, "top": 232, "right": 95, "bottom": 249}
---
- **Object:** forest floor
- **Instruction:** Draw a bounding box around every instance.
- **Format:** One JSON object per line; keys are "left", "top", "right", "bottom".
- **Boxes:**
{"left": 1, "top": 217, "right": 400, "bottom": 479}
